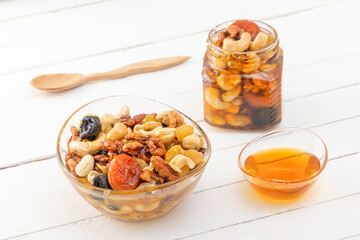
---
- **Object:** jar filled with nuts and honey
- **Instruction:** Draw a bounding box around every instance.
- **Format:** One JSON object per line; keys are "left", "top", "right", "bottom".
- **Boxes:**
{"left": 202, "top": 20, "right": 283, "bottom": 129}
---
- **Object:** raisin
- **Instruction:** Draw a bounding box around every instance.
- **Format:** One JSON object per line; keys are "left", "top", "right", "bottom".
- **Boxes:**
{"left": 251, "top": 107, "right": 278, "bottom": 127}
{"left": 231, "top": 20, "right": 260, "bottom": 40}
{"left": 183, "top": 149, "right": 204, "bottom": 165}
{"left": 92, "top": 175, "right": 112, "bottom": 189}
{"left": 175, "top": 125, "right": 194, "bottom": 142}
{"left": 141, "top": 114, "right": 155, "bottom": 124}
{"left": 80, "top": 116, "right": 101, "bottom": 141}
{"left": 108, "top": 154, "right": 141, "bottom": 190}
{"left": 165, "top": 145, "right": 183, "bottom": 162}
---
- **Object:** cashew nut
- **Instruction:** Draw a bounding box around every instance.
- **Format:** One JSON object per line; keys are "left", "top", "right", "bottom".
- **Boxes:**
{"left": 95, "top": 163, "right": 108, "bottom": 175}
{"left": 69, "top": 141, "right": 91, "bottom": 157}
{"left": 267, "top": 33, "right": 274, "bottom": 46}
{"left": 100, "top": 114, "right": 116, "bottom": 134}
{"left": 223, "top": 32, "right": 251, "bottom": 52}
{"left": 232, "top": 97, "right": 243, "bottom": 106}
{"left": 116, "top": 104, "right": 130, "bottom": 118}
{"left": 142, "top": 121, "right": 162, "bottom": 131}
{"left": 224, "top": 104, "right": 239, "bottom": 114}
{"left": 217, "top": 74, "right": 241, "bottom": 91}
{"left": 88, "top": 132, "right": 106, "bottom": 154}
{"left": 136, "top": 182, "right": 157, "bottom": 190}
{"left": 155, "top": 111, "right": 169, "bottom": 124}
{"left": 182, "top": 133, "right": 201, "bottom": 149}
{"left": 260, "top": 63, "right": 277, "bottom": 72}
{"left": 221, "top": 84, "right": 241, "bottom": 102}
{"left": 249, "top": 32, "right": 269, "bottom": 51}
{"left": 225, "top": 114, "right": 251, "bottom": 127}
{"left": 134, "top": 121, "right": 162, "bottom": 136}
{"left": 170, "top": 154, "right": 196, "bottom": 170}
{"left": 87, "top": 170, "right": 101, "bottom": 184}
{"left": 154, "top": 127, "right": 176, "bottom": 144}
{"left": 204, "top": 87, "right": 232, "bottom": 110}
{"left": 208, "top": 54, "right": 227, "bottom": 68}
{"left": 134, "top": 201, "right": 160, "bottom": 212}
{"left": 106, "top": 122, "right": 128, "bottom": 141}
{"left": 102, "top": 205, "right": 132, "bottom": 215}
{"left": 155, "top": 111, "right": 184, "bottom": 128}
{"left": 205, "top": 113, "right": 226, "bottom": 126}
{"left": 243, "top": 52, "right": 261, "bottom": 73}
{"left": 75, "top": 154, "right": 94, "bottom": 177}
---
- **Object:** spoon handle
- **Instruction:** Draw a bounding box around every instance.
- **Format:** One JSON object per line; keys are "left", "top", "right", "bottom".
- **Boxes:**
{"left": 84, "top": 56, "right": 191, "bottom": 82}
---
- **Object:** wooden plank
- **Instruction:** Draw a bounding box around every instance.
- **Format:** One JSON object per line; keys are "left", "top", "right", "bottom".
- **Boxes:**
{"left": 0, "top": 0, "right": 339, "bottom": 75}
{"left": 0, "top": 0, "right": 106, "bottom": 22}
{"left": 185, "top": 193, "right": 360, "bottom": 240}
{"left": 6, "top": 152, "right": 360, "bottom": 240}
{"left": 1, "top": 115, "right": 359, "bottom": 239}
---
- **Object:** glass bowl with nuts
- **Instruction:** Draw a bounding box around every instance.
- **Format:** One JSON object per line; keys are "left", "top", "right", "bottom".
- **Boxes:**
{"left": 202, "top": 20, "right": 283, "bottom": 129}
{"left": 57, "top": 95, "right": 211, "bottom": 221}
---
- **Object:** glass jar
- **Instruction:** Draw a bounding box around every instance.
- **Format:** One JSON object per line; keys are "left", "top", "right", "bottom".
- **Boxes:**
{"left": 202, "top": 20, "right": 283, "bottom": 129}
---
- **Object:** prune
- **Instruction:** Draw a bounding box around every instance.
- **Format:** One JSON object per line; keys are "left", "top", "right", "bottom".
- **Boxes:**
{"left": 251, "top": 107, "right": 278, "bottom": 127}
{"left": 92, "top": 175, "right": 112, "bottom": 189}
{"left": 80, "top": 116, "right": 101, "bottom": 141}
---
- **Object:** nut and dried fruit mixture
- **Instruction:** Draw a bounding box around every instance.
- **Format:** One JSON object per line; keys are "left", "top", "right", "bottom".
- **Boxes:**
{"left": 65, "top": 105, "right": 207, "bottom": 191}
{"left": 202, "top": 20, "right": 283, "bottom": 129}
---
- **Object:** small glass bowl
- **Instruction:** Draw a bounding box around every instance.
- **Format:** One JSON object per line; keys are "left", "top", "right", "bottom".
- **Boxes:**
{"left": 57, "top": 96, "right": 211, "bottom": 221}
{"left": 238, "top": 128, "right": 327, "bottom": 202}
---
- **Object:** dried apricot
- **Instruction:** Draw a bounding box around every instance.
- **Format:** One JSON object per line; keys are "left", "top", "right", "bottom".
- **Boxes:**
{"left": 231, "top": 20, "right": 260, "bottom": 40}
{"left": 108, "top": 154, "right": 141, "bottom": 190}
{"left": 183, "top": 149, "right": 204, "bottom": 165}
{"left": 175, "top": 125, "right": 194, "bottom": 142}
{"left": 165, "top": 145, "right": 183, "bottom": 162}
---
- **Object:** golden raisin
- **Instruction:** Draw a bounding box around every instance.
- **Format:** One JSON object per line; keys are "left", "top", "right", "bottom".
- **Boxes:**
{"left": 180, "top": 165, "right": 191, "bottom": 177}
{"left": 165, "top": 145, "right": 184, "bottom": 162}
{"left": 183, "top": 149, "right": 204, "bottom": 165}
{"left": 175, "top": 125, "right": 194, "bottom": 142}
{"left": 141, "top": 114, "right": 155, "bottom": 124}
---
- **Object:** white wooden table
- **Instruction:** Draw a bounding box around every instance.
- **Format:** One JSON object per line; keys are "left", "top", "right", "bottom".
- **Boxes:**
{"left": 1, "top": 0, "right": 360, "bottom": 239}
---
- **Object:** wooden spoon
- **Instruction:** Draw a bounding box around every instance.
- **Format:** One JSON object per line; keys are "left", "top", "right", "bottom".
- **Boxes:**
{"left": 30, "top": 56, "right": 191, "bottom": 92}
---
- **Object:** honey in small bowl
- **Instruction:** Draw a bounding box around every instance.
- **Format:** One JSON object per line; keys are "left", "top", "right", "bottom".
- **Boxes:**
{"left": 244, "top": 147, "right": 320, "bottom": 201}
{"left": 238, "top": 128, "right": 328, "bottom": 202}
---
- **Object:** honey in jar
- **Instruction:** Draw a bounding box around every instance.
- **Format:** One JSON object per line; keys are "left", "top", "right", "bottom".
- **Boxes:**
{"left": 243, "top": 147, "right": 321, "bottom": 202}
{"left": 202, "top": 20, "right": 283, "bottom": 129}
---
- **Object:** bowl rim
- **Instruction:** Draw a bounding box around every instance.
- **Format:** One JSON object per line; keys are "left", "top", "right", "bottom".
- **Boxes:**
{"left": 237, "top": 127, "right": 328, "bottom": 184}
{"left": 57, "top": 95, "right": 212, "bottom": 195}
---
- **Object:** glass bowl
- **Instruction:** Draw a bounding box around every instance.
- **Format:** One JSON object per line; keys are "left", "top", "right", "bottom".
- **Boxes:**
{"left": 57, "top": 96, "right": 211, "bottom": 221}
{"left": 238, "top": 128, "right": 327, "bottom": 202}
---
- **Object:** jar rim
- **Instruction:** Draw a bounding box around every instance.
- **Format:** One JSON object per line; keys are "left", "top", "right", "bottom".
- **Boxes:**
{"left": 207, "top": 19, "right": 279, "bottom": 55}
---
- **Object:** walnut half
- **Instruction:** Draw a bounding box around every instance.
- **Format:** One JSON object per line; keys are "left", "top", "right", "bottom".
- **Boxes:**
{"left": 150, "top": 156, "right": 179, "bottom": 181}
